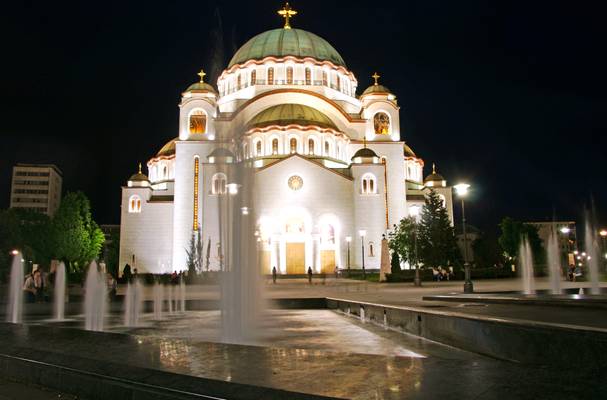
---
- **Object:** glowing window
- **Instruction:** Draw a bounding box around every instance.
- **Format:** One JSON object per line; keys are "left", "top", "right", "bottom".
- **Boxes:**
{"left": 290, "top": 138, "right": 297, "bottom": 154}
{"left": 189, "top": 110, "right": 207, "bottom": 134}
{"left": 305, "top": 68, "right": 311, "bottom": 85}
{"left": 237, "top": 74, "right": 241, "bottom": 89}
{"left": 272, "top": 138, "right": 279, "bottom": 154}
{"left": 255, "top": 140, "right": 262, "bottom": 156}
{"left": 361, "top": 173, "right": 377, "bottom": 194}
{"left": 268, "top": 67, "right": 274, "bottom": 85}
{"left": 211, "top": 173, "right": 227, "bottom": 195}
{"left": 128, "top": 195, "right": 142, "bottom": 213}
{"left": 286, "top": 66, "right": 293, "bottom": 84}
{"left": 322, "top": 71, "right": 327, "bottom": 86}
{"left": 374, "top": 112, "right": 390, "bottom": 135}
{"left": 324, "top": 141, "right": 330, "bottom": 155}
{"left": 251, "top": 70, "right": 256, "bottom": 85}
{"left": 336, "top": 75, "right": 341, "bottom": 91}
{"left": 308, "top": 138, "right": 315, "bottom": 155}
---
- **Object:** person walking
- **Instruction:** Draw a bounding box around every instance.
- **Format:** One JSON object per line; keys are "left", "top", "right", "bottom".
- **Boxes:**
{"left": 307, "top": 267, "right": 313, "bottom": 284}
{"left": 272, "top": 266, "right": 277, "bottom": 284}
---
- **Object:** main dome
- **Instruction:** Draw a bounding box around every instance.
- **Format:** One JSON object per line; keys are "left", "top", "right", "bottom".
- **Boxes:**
{"left": 228, "top": 28, "right": 346, "bottom": 68}
{"left": 248, "top": 104, "right": 338, "bottom": 130}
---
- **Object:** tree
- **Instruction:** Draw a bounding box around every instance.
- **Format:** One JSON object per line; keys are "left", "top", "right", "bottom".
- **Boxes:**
{"left": 185, "top": 232, "right": 197, "bottom": 277}
{"left": 418, "top": 190, "right": 461, "bottom": 268}
{"left": 388, "top": 217, "right": 418, "bottom": 267}
{"left": 105, "top": 230, "right": 120, "bottom": 278}
{"left": 195, "top": 231, "right": 204, "bottom": 274}
{"left": 52, "top": 192, "right": 105, "bottom": 272}
{"left": 498, "top": 217, "right": 544, "bottom": 263}
{"left": 390, "top": 251, "right": 401, "bottom": 274}
{"left": 472, "top": 232, "right": 502, "bottom": 268}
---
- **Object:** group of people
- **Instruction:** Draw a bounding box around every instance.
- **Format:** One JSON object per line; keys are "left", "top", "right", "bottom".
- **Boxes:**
{"left": 432, "top": 266, "right": 454, "bottom": 281}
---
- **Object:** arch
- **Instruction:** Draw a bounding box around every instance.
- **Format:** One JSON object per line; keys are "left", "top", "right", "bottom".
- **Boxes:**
{"left": 361, "top": 173, "right": 377, "bottom": 194}
{"left": 250, "top": 69, "right": 256, "bottom": 85}
{"left": 289, "top": 137, "right": 298, "bottom": 154}
{"left": 305, "top": 67, "right": 311, "bottom": 85}
{"left": 128, "top": 195, "right": 142, "bottom": 213}
{"left": 237, "top": 74, "right": 242, "bottom": 89}
{"left": 373, "top": 111, "right": 391, "bottom": 135}
{"left": 254, "top": 138, "right": 263, "bottom": 156}
{"left": 322, "top": 71, "right": 328, "bottom": 86}
{"left": 324, "top": 140, "right": 330, "bottom": 156}
{"left": 267, "top": 67, "right": 274, "bottom": 85}
{"left": 308, "top": 138, "right": 315, "bottom": 155}
{"left": 211, "top": 172, "right": 227, "bottom": 195}
{"left": 188, "top": 109, "right": 207, "bottom": 134}
{"left": 271, "top": 137, "right": 279, "bottom": 155}
{"left": 162, "top": 165, "right": 168, "bottom": 179}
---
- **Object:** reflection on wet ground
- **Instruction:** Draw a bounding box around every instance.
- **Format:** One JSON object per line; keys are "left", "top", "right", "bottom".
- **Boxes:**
{"left": 14, "top": 310, "right": 602, "bottom": 399}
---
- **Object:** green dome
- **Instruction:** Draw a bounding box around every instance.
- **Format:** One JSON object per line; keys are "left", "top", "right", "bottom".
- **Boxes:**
{"left": 362, "top": 84, "right": 393, "bottom": 96}
{"left": 248, "top": 104, "right": 338, "bottom": 130}
{"left": 185, "top": 82, "right": 217, "bottom": 93}
{"left": 228, "top": 28, "right": 346, "bottom": 68}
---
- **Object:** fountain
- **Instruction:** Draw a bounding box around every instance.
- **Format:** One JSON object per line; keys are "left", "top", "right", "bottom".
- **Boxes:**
{"left": 53, "top": 262, "right": 67, "bottom": 320}
{"left": 124, "top": 279, "right": 143, "bottom": 327}
{"left": 546, "top": 230, "right": 562, "bottom": 295}
{"left": 179, "top": 278, "right": 186, "bottom": 312}
{"left": 584, "top": 221, "right": 601, "bottom": 295}
{"left": 6, "top": 252, "right": 24, "bottom": 324}
{"left": 84, "top": 261, "right": 106, "bottom": 331}
{"left": 152, "top": 282, "right": 163, "bottom": 320}
{"left": 519, "top": 237, "right": 535, "bottom": 295}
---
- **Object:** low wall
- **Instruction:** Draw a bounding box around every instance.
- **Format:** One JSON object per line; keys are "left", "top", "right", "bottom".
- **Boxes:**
{"left": 327, "top": 298, "right": 607, "bottom": 370}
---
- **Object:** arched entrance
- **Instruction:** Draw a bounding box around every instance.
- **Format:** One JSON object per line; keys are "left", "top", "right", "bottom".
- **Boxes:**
{"left": 285, "top": 215, "right": 307, "bottom": 274}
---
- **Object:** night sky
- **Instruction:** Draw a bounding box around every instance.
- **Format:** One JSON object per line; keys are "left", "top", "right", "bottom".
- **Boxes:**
{"left": 1, "top": 0, "right": 605, "bottom": 232}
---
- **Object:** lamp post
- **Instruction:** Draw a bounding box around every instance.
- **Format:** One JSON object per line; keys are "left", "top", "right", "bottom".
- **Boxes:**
{"left": 454, "top": 183, "right": 473, "bottom": 293}
{"left": 345, "top": 236, "right": 352, "bottom": 271}
{"left": 600, "top": 229, "right": 607, "bottom": 270}
{"left": 359, "top": 230, "right": 366, "bottom": 278}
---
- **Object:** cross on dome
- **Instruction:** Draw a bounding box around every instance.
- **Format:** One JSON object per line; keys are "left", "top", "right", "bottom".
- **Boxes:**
{"left": 138, "top": 162, "right": 142, "bottom": 174}
{"left": 278, "top": 2, "right": 297, "bottom": 30}
{"left": 197, "top": 69, "right": 206, "bottom": 83}
{"left": 372, "top": 72, "right": 380, "bottom": 86}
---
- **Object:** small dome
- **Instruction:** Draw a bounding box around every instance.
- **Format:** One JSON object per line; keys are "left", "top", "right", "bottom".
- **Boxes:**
{"left": 129, "top": 172, "right": 148, "bottom": 182}
{"left": 248, "top": 104, "right": 338, "bottom": 131}
{"left": 156, "top": 138, "right": 178, "bottom": 157}
{"left": 228, "top": 28, "right": 346, "bottom": 68}
{"left": 351, "top": 147, "right": 379, "bottom": 160}
{"left": 184, "top": 82, "right": 217, "bottom": 94}
{"left": 424, "top": 164, "right": 446, "bottom": 186}
{"left": 404, "top": 143, "right": 417, "bottom": 158}
{"left": 361, "top": 84, "right": 393, "bottom": 96}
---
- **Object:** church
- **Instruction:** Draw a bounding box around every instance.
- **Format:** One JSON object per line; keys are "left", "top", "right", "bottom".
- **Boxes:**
{"left": 119, "top": 4, "right": 454, "bottom": 275}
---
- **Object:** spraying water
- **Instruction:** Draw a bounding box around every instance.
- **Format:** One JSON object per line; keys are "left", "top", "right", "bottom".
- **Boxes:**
{"left": 124, "top": 280, "right": 143, "bottom": 327}
{"left": 53, "top": 262, "right": 67, "bottom": 320}
{"left": 519, "top": 237, "right": 535, "bottom": 295}
{"left": 152, "top": 282, "right": 163, "bottom": 320}
{"left": 84, "top": 261, "right": 106, "bottom": 331}
{"left": 546, "top": 230, "right": 562, "bottom": 295}
{"left": 584, "top": 221, "right": 600, "bottom": 295}
{"left": 6, "top": 253, "right": 24, "bottom": 324}
{"left": 179, "top": 278, "right": 186, "bottom": 312}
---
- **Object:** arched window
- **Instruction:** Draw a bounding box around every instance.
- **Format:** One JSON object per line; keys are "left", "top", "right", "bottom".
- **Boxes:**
{"left": 163, "top": 165, "right": 168, "bottom": 179}
{"left": 308, "top": 138, "right": 315, "bottom": 155}
{"left": 373, "top": 112, "right": 390, "bottom": 135}
{"left": 267, "top": 67, "right": 274, "bottom": 85}
{"left": 128, "top": 195, "right": 142, "bottom": 213}
{"left": 189, "top": 110, "right": 207, "bottom": 134}
{"left": 324, "top": 141, "right": 330, "bottom": 155}
{"left": 305, "top": 68, "right": 311, "bottom": 85}
{"left": 272, "top": 138, "right": 279, "bottom": 155}
{"left": 250, "top": 70, "right": 256, "bottom": 85}
{"left": 255, "top": 140, "right": 262, "bottom": 157}
{"left": 290, "top": 138, "right": 298, "bottom": 154}
{"left": 211, "top": 173, "right": 227, "bottom": 195}
{"left": 286, "top": 66, "right": 293, "bottom": 84}
{"left": 336, "top": 75, "right": 341, "bottom": 91}
{"left": 321, "top": 224, "right": 335, "bottom": 245}
{"left": 237, "top": 74, "right": 241, "bottom": 89}
{"left": 361, "top": 173, "right": 377, "bottom": 194}
{"left": 322, "top": 71, "right": 328, "bottom": 86}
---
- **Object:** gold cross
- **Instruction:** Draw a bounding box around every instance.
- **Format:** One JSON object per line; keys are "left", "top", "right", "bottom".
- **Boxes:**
{"left": 372, "top": 72, "right": 380, "bottom": 85}
{"left": 278, "top": 2, "right": 297, "bottom": 29}
{"left": 138, "top": 162, "right": 142, "bottom": 174}
{"left": 197, "top": 69, "right": 206, "bottom": 83}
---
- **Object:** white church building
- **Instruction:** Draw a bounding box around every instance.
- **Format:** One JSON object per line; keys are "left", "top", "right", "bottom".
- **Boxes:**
{"left": 119, "top": 4, "right": 454, "bottom": 275}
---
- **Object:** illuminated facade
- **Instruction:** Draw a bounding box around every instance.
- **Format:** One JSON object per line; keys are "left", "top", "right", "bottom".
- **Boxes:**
{"left": 119, "top": 5, "right": 453, "bottom": 274}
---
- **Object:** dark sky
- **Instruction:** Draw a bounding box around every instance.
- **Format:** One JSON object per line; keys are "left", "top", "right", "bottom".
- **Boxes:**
{"left": 1, "top": 0, "right": 605, "bottom": 232}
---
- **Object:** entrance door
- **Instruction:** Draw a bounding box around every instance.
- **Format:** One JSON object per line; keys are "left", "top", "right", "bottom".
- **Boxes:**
{"left": 286, "top": 243, "right": 305, "bottom": 274}
{"left": 320, "top": 250, "right": 336, "bottom": 274}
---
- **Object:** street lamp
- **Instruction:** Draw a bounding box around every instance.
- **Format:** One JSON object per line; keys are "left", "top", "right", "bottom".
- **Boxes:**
{"left": 454, "top": 183, "right": 473, "bottom": 294}
{"left": 345, "top": 236, "right": 352, "bottom": 270}
{"left": 359, "top": 230, "right": 367, "bottom": 278}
